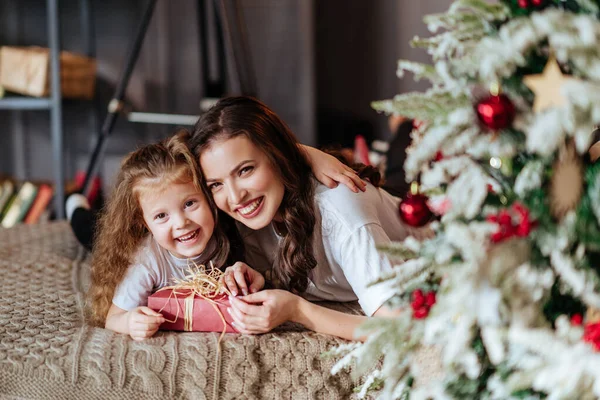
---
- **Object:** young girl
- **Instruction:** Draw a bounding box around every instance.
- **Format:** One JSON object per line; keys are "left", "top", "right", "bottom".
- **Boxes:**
{"left": 191, "top": 96, "right": 428, "bottom": 341}
{"left": 88, "top": 130, "right": 243, "bottom": 341}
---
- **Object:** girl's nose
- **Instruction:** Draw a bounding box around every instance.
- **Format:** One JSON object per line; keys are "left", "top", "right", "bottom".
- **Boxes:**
{"left": 173, "top": 212, "right": 188, "bottom": 229}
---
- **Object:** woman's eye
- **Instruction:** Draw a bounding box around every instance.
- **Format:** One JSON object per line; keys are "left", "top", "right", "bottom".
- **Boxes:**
{"left": 209, "top": 182, "right": 221, "bottom": 191}
{"left": 154, "top": 212, "right": 166, "bottom": 220}
{"left": 239, "top": 166, "right": 253, "bottom": 175}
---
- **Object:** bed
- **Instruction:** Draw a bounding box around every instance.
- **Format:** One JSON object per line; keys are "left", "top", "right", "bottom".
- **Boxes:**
{"left": 0, "top": 222, "right": 362, "bottom": 399}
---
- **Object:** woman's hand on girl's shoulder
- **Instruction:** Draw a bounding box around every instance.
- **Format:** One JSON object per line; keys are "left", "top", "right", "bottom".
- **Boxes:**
{"left": 302, "top": 145, "right": 367, "bottom": 193}
{"left": 220, "top": 262, "right": 265, "bottom": 297}
{"left": 227, "top": 289, "right": 299, "bottom": 334}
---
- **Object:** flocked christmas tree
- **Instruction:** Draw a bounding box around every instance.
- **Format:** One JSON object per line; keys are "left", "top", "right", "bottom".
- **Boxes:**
{"left": 329, "top": 0, "right": 600, "bottom": 398}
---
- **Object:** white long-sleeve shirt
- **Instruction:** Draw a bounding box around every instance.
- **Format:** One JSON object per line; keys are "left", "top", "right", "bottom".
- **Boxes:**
{"left": 239, "top": 182, "right": 421, "bottom": 316}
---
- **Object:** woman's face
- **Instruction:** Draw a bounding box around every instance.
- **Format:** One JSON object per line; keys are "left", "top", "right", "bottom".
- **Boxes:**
{"left": 200, "top": 135, "right": 285, "bottom": 230}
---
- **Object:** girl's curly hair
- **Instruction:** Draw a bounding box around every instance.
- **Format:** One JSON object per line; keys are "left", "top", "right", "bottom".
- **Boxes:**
{"left": 87, "top": 129, "right": 230, "bottom": 327}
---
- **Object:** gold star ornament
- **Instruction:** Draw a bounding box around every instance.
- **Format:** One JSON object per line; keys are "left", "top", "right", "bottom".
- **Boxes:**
{"left": 523, "top": 55, "right": 576, "bottom": 113}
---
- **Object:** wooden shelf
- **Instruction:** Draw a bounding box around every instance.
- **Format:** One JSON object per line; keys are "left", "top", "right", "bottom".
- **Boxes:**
{"left": 0, "top": 96, "right": 53, "bottom": 110}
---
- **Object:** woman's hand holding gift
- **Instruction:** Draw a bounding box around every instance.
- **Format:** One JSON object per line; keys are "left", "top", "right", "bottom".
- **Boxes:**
{"left": 221, "top": 262, "right": 265, "bottom": 296}
{"left": 227, "top": 289, "right": 299, "bottom": 334}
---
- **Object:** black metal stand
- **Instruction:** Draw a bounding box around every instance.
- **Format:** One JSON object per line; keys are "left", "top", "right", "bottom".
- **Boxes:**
{"left": 81, "top": 0, "right": 255, "bottom": 196}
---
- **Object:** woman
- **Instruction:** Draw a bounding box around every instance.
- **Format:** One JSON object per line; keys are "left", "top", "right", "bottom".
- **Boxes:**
{"left": 190, "top": 96, "right": 425, "bottom": 341}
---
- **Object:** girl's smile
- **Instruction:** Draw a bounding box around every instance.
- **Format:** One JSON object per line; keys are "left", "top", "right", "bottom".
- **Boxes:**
{"left": 175, "top": 228, "right": 199, "bottom": 243}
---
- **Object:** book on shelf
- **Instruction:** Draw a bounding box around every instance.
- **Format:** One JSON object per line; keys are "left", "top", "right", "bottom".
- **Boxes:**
{"left": 0, "top": 171, "right": 102, "bottom": 228}
{"left": 0, "top": 180, "right": 57, "bottom": 227}
{"left": 24, "top": 183, "right": 54, "bottom": 224}
{"left": 1, "top": 182, "right": 38, "bottom": 228}
{"left": 0, "top": 180, "right": 15, "bottom": 218}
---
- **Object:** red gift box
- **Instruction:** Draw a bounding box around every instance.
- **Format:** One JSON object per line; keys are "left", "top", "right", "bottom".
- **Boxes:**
{"left": 147, "top": 289, "right": 236, "bottom": 333}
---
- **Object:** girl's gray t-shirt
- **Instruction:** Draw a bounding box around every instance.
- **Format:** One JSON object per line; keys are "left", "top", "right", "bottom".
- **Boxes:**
{"left": 112, "top": 235, "right": 213, "bottom": 311}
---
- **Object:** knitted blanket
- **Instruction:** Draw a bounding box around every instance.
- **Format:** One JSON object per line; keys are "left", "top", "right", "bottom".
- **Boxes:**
{"left": 0, "top": 222, "right": 361, "bottom": 399}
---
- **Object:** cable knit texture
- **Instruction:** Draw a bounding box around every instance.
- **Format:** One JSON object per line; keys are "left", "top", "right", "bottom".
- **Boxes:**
{"left": 0, "top": 222, "right": 363, "bottom": 399}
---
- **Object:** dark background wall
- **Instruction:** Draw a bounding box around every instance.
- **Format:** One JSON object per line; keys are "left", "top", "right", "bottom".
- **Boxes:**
{"left": 0, "top": 0, "right": 451, "bottom": 192}
{"left": 316, "top": 0, "right": 453, "bottom": 148}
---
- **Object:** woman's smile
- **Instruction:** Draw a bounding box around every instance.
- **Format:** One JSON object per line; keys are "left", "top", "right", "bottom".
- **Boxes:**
{"left": 236, "top": 196, "right": 264, "bottom": 218}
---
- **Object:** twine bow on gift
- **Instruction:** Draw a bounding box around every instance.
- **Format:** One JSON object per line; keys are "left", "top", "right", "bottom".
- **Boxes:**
{"left": 155, "top": 261, "right": 233, "bottom": 339}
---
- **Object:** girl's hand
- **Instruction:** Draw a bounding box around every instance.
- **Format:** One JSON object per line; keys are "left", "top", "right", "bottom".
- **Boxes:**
{"left": 302, "top": 145, "right": 366, "bottom": 193}
{"left": 127, "top": 307, "right": 164, "bottom": 341}
{"left": 220, "top": 262, "right": 265, "bottom": 297}
{"left": 227, "top": 289, "right": 299, "bottom": 334}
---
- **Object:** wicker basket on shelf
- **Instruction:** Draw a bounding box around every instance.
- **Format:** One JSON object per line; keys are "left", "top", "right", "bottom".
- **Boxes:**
{"left": 0, "top": 46, "right": 96, "bottom": 99}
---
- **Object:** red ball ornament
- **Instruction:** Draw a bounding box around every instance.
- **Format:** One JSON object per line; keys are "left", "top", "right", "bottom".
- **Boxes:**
{"left": 571, "top": 314, "right": 583, "bottom": 326}
{"left": 399, "top": 193, "right": 433, "bottom": 227}
{"left": 475, "top": 93, "right": 516, "bottom": 131}
{"left": 517, "top": 0, "right": 545, "bottom": 8}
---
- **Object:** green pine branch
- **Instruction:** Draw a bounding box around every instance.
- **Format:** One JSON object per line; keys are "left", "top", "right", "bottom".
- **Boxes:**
{"left": 377, "top": 242, "right": 417, "bottom": 261}
{"left": 411, "top": 0, "right": 508, "bottom": 63}
{"left": 371, "top": 89, "right": 470, "bottom": 121}
{"left": 397, "top": 60, "right": 440, "bottom": 84}
{"left": 424, "top": 0, "right": 508, "bottom": 31}
{"left": 445, "top": 332, "right": 495, "bottom": 399}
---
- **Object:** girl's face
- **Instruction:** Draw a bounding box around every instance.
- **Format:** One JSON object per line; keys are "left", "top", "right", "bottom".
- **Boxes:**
{"left": 138, "top": 180, "right": 215, "bottom": 258}
{"left": 200, "top": 135, "right": 285, "bottom": 231}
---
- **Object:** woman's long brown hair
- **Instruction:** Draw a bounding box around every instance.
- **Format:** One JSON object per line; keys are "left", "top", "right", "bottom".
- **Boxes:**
{"left": 190, "top": 97, "right": 317, "bottom": 293}
{"left": 87, "top": 130, "right": 230, "bottom": 327}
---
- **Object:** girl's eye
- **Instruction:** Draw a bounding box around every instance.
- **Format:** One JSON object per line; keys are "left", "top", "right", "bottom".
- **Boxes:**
{"left": 184, "top": 200, "right": 196, "bottom": 208}
{"left": 154, "top": 212, "right": 166, "bottom": 220}
{"left": 239, "top": 166, "right": 253, "bottom": 175}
